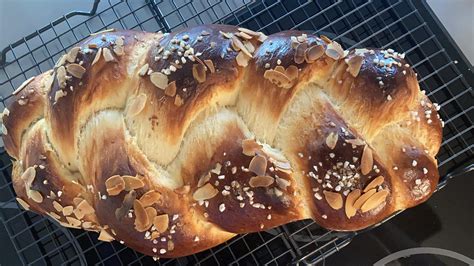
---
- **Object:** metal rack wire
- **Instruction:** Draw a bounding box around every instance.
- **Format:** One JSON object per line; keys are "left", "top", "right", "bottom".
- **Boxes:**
{"left": 0, "top": 0, "right": 472, "bottom": 265}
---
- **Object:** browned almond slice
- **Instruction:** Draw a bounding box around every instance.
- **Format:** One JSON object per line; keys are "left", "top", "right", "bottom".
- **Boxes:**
{"left": 275, "top": 176, "right": 291, "bottom": 190}
{"left": 236, "top": 51, "right": 250, "bottom": 67}
{"left": 345, "top": 189, "right": 361, "bottom": 218}
{"left": 363, "top": 176, "right": 384, "bottom": 192}
{"left": 92, "top": 48, "right": 102, "bottom": 65}
{"left": 249, "top": 175, "right": 274, "bottom": 188}
{"left": 193, "top": 183, "right": 218, "bottom": 201}
{"left": 62, "top": 205, "right": 74, "bottom": 216}
{"left": 237, "top": 31, "right": 253, "bottom": 40}
{"left": 66, "top": 47, "right": 81, "bottom": 63}
{"left": 168, "top": 240, "right": 175, "bottom": 251}
{"left": 353, "top": 188, "right": 377, "bottom": 209}
{"left": 54, "top": 54, "right": 67, "bottom": 69}
{"left": 320, "top": 35, "right": 332, "bottom": 44}
{"left": 164, "top": 81, "right": 177, "bottom": 97}
{"left": 345, "top": 138, "right": 365, "bottom": 146}
{"left": 220, "top": 31, "right": 232, "bottom": 39}
{"left": 123, "top": 175, "right": 145, "bottom": 191}
{"left": 151, "top": 231, "right": 160, "bottom": 240}
{"left": 323, "top": 190, "right": 343, "bottom": 210}
{"left": 128, "top": 93, "right": 147, "bottom": 117}
{"left": 197, "top": 173, "right": 211, "bottom": 188}
{"left": 242, "top": 138, "right": 261, "bottom": 156}
{"left": 325, "top": 132, "right": 338, "bottom": 150}
{"left": 138, "top": 63, "right": 149, "bottom": 76}
{"left": 66, "top": 216, "right": 81, "bottom": 227}
{"left": 285, "top": 65, "right": 299, "bottom": 80}
{"left": 325, "top": 41, "right": 344, "bottom": 60}
{"left": 29, "top": 190, "right": 43, "bottom": 203}
{"left": 192, "top": 64, "right": 207, "bottom": 83}
{"left": 139, "top": 190, "right": 160, "bottom": 207}
{"left": 231, "top": 35, "right": 243, "bottom": 51}
{"left": 113, "top": 45, "right": 124, "bottom": 56}
{"left": 305, "top": 44, "right": 325, "bottom": 63}
{"left": 361, "top": 189, "right": 389, "bottom": 212}
{"left": 174, "top": 95, "right": 184, "bottom": 107}
{"left": 361, "top": 145, "right": 373, "bottom": 175}
{"left": 238, "top": 27, "right": 261, "bottom": 37}
{"left": 264, "top": 69, "right": 293, "bottom": 89}
{"left": 153, "top": 214, "right": 169, "bottom": 233}
{"left": 145, "top": 207, "right": 157, "bottom": 226}
{"left": 56, "top": 66, "right": 67, "bottom": 88}
{"left": 133, "top": 199, "right": 150, "bottom": 232}
{"left": 98, "top": 229, "right": 114, "bottom": 242}
{"left": 21, "top": 166, "right": 36, "bottom": 189}
{"left": 102, "top": 47, "right": 115, "bottom": 62}
{"left": 52, "top": 201, "right": 63, "bottom": 212}
{"left": 294, "top": 42, "right": 308, "bottom": 64}
{"left": 244, "top": 41, "right": 255, "bottom": 53}
{"left": 274, "top": 66, "right": 285, "bottom": 73}
{"left": 258, "top": 33, "right": 268, "bottom": 42}
{"left": 249, "top": 154, "right": 267, "bottom": 176}
{"left": 150, "top": 72, "right": 168, "bottom": 89}
{"left": 204, "top": 59, "right": 215, "bottom": 73}
{"left": 48, "top": 212, "right": 61, "bottom": 221}
{"left": 66, "top": 63, "right": 86, "bottom": 79}
{"left": 347, "top": 55, "right": 364, "bottom": 77}
{"left": 174, "top": 185, "right": 190, "bottom": 194}
{"left": 76, "top": 200, "right": 95, "bottom": 215}
{"left": 16, "top": 197, "right": 30, "bottom": 210}
{"left": 82, "top": 222, "right": 93, "bottom": 229}
{"left": 105, "top": 175, "right": 125, "bottom": 196}
{"left": 73, "top": 197, "right": 83, "bottom": 206}
{"left": 116, "top": 190, "right": 136, "bottom": 220}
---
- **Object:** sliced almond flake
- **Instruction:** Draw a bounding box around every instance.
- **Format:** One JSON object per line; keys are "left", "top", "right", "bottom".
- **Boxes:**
{"left": 72, "top": 197, "right": 83, "bottom": 206}
{"left": 264, "top": 69, "right": 292, "bottom": 89}
{"left": 323, "top": 190, "right": 343, "bottom": 210}
{"left": 134, "top": 199, "right": 150, "bottom": 232}
{"left": 164, "top": 81, "right": 177, "bottom": 97}
{"left": 153, "top": 214, "right": 169, "bottom": 233}
{"left": 116, "top": 190, "right": 136, "bottom": 220}
{"left": 123, "top": 175, "right": 145, "bottom": 191}
{"left": 320, "top": 35, "right": 332, "bottom": 44}
{"left": 197, "top": 173, "right": 211, "bottom": 187}
{"left": 174, "top": 185, "right": 190, "bottom": 194}
{"left": 325, "top": 132, "right": 338, "bottom": 150}
{"left": 113, "top": 45, "right": 124, "bottom": 56}
{"left": 116, "top": 37, "right": 124, "bottom": 46}
{"left": 204, "top": 60, "right": 215, "bottom": 73}
{"left": 138, "top": 190, "right": 160, "bottom": 208}
{"left": 285, "top": 65, "right": 299, "bottom": 80}
{"left": 345, "top": 138, "right": 365, "bottom": 146}
{"left": 16, "top": 197, "right": 30, "bottom": 210}
{"left": 138, "top": 63, "right": 149, "bottom": 76}
{"left": 29, "top": 190, "right": 43, "bottom": 203}
{"left": 98, "top": 229, "right": 115, "bottom": 242}
{"left": 54, "top": 54, "right": 67, "bottom": 69}
{"left": 150, "top": 72, "right": 168, "bottom": 89}
{"left": 56, "top": 66, "right": 67, "bottom": 88}
{"left": 66, "top": 47, "right": 81, "bottom": 63}
{"left": 53, "top": 201, "right": 63, "bottom": 212}
{"left": 21, "top": 166, "right": 36, "bottom": 189}
{"left": 353, "top": 188, "right": 376, "bottom": 209}
{"left": 238, "top": 27, "right": 261, "bottom": 37}
{"left": 77, "top": 200, "right": 95, "bottom": 215}
{"left": 62, "top": 206, "right": 74, "bottom": 216}
{"left": 82, "top": 222, "right": 93, "bottom": 229}
{"left": 13, "top": 77, "right": 35, "bottom": 95}
{"left": 128, "top": 93, "right": 147, "bottom": 117}
{"left": 192, "top": 64, "right": 207, "bottom": 83}
{"left": 242, "top": 138, "right": 262, "bottom": 156}
{"left": 294, "top": 42, "right": 308, "bottom": 64}
{"left": 345, "top": 189, "right": 361, "bottom": 219}
{"left": 92, "top": 48, "right": 102, "bottom": 65}
{"left": 249, "top": 155, "right": 267, "bottom": 176}
{"left": 258, "top": 33, "right": 268, "bottom": 42}
{"left": 274, "top": 66, "right": 285, "bottom": 73}
{"left": 249, "top": 175, "right": 274, "bottom": 188}
{"left": 275, "top": 176, "right": 291, "bottom": 190}
{"left": 236, "top": 51, "right": 250, "bottom": 67}
{"left": 192, "top": 183, "right": 218, "bottom": 201}
{"left": 363, "top": 176, "right": 384, "bottom": 192}
{"left": 193, "top": 55, "right": 207, "bottom": 69}
{"left": 237, "top": 31, "right": 253, "bottom": 40}
{"left": 274, "top": 160, "right": 292, "bottom": 172}
{"left": 231, "top": 35, "right": 243, "bottom": 51}
{"left": 105, "top": 175, "right": 125, "bottom": 196}
{"left": 361, "top": 145, "right": 373, "bottom": 175}
{"left": 168, "top": 240, "right": 175, "bottom": 251}
{"left": 305, "top": 45, "right": 325, "bottom": 63}
{"left": 325, "top": 41, "right": 344, "bottom": 60}
{"left": 66, "top": 63, "right": 86, "bottom": 79}
{"left": 361, "top": 189, "right": 389, "bottom": 212}
{"left": 102, "top": 47, "right": 115, "bottom": 62}
{"left": 244, "top": 41, "right": 255, "bottom": 54}
{"left": 145, "top": 207, "right": 158, "bottom": 228}
{"left": 174, "top": 95, "right": 184, "bottom": 106}
{"left": 48, "top": 212, "right": 61, "bottom": 221}
{"left": 90, "top": 28, "right": 115, "bottom": 36}
{"left": 219, "top": 31, "right": 233, "bottom": 39}
{"left": 66, "top": 216, "right": 82, "bottom": 227}
{"left": 347, "top": 55, "right": 364, "bottom": 77}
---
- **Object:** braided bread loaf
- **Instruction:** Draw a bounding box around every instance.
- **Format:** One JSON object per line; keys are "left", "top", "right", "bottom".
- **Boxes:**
{"left": 1, "top": 24, "right": 443, "bottom": 258}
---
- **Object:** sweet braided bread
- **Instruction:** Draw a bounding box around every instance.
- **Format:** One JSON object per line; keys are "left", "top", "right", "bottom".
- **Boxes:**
{"left": 1, "top": 25, "right": 443, "bottom": 258}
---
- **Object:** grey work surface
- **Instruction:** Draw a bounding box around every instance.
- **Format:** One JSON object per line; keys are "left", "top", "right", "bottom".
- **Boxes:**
{"left": 0, "top": 1, "right": 473, "bottom": 265}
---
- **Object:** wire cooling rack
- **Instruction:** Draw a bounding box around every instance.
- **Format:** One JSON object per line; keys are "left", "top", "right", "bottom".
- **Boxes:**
{"left": 0, "top": 0, "right": 472, "bottom": 265}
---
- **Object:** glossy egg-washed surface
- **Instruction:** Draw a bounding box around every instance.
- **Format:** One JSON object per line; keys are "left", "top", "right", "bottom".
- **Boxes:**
{"left": 1, "top": 24, "right": 442, "bottom": 258}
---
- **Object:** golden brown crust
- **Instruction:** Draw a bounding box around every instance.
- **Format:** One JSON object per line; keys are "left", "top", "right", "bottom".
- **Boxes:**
{"left": 2, "top": 25, "right": 443, "bottom": 258}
